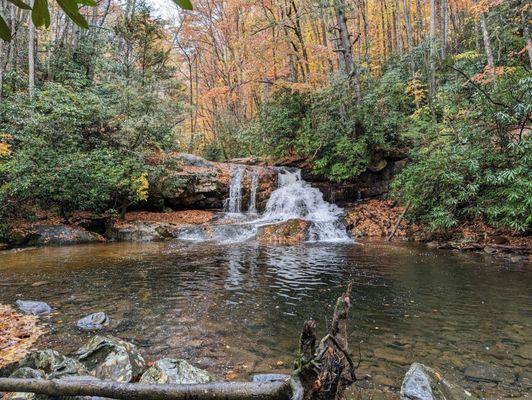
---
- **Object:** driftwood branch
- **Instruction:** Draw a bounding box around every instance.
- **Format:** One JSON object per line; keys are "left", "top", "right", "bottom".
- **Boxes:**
{"left": 0, "top": 378, "right": 292, "bottom": 400}
{"left": 386, "top": 201, "right": 411, "bottom": 241}
{"left": 294, "top": 283, "right": 356, "bottom": 400}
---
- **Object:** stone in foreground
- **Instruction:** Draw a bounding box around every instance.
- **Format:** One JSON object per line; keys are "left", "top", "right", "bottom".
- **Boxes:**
{"left": 401, "top": 363, "right": 476, "bottom": 400}
{"left": 17, "top": 350, "right": 87, "bottom": 379}
{"left": 15, "top": 300, "right": 52, "bottom": 316}
{"left": 76, "top": 312, "right": 109, "bottom": 331}
{"left": 140, "top": 358, "right": 212, "bottom": 385}
{"left": 75, "top": 336, "right": 146, "bottom": 383}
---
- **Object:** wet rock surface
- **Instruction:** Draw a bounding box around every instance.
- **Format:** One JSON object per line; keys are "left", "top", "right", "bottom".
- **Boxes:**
{"left": 16, "top": 350, "right": 87, "bottom": 379}
{"left": 75, "top": 336, "right": 146, "bottom": 382}
{"left": 139, "top": 358, "right": 212, "bottom": 384}
{"left": 257, "top": 219, "right": 310, "bottom": 245}
{"left": 76, "top": 313, "right": 109, "bottom": 331}
{"left": 24, "top": 225, "right": 104, "bottom": 247}
{"left": 401, "top": 363, "right": 476, "bottom": 400}
{"left": 463, "top": 363, "right": 515, "bottom": 384}
{"left": 15, "top": 301, "right": 52, "bottom": 316}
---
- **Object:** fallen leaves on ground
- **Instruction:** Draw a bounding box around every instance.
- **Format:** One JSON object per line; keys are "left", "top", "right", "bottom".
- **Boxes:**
{"left": 125, "top": 210, "right": 214, "bottom": 225}
{"left": 0, "top": 304, "right": 45, "bottom": 368}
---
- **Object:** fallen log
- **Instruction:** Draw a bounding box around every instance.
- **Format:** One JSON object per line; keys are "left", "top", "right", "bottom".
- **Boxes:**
{"left": 0, "top": 378, "right": 292, "bottom": 400}
{"left": 0, "top": 285, "right": 355, "bottom": 400}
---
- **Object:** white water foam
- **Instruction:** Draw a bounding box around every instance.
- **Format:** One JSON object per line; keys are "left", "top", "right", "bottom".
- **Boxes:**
{"left": 180, "top": 166, "right": 351, "bottom": 243}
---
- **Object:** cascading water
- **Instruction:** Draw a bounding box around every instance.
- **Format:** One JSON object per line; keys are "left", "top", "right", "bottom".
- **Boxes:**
{"left": 259, "top": 169, "right": 350, "bottom": 242}
{"left": 180, "top": 165, "right": 351, "bottom": 243}
{"left": 248, "top": 168, "right": 259, "bottom": 214}
{"left": 224, "top": 166, "right": 244, "bottom": 213}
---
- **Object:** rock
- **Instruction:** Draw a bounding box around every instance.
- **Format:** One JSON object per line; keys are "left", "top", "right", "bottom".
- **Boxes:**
{"left": 10, "top": 367, "right": 45, "bottom": 379}
{"left": 75, "top": 336, "right": 146, "bottom": 382}
{"left": 57, "top": 375, "right": 110, "bottom": 400}
{"left": 25, "top": 225, "right": 104, "bottom": 247}
{"left": 401, "top": 362, "right": 476, "bottom": 400}
{"left": 174, "top": 153, "right": 214, "bottom": 168}
{"left": 15, "top": 300, "right": 52, "bottom": 315}
{"left": 105, "top": 221, "right": 162, "bottom": 242}
{"left": 139, "top": 358, "right": 212, "bottom": 385}
{"left": 257, "top": 219, "right": 310, "bottom": 245}
{"left": 76, "top": 312, "right": 109, "bottom": 331}
{"left": 17, "top": 350, "right": 87, "bottom": 379}
{"left": 250, "top": 373, "right": 290, "bottom": 383}
{"left": 464, "top": 363, "right": 515, "bottom": 384}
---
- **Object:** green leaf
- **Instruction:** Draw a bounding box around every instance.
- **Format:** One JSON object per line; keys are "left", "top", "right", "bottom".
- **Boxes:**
{"left": 56, "top": 0, "right": 88, "bottom": 28}
{"left": 6, "top": 0, "right": 32, "bottom": 10}
{"left": 32, "top": 0, "right": 50, "bottom": 28}
{"left": 0, "top": 15, "right": 11, "bottom": 41}
{"left": 172, "top": 0, "right": 192, "bottom": 10}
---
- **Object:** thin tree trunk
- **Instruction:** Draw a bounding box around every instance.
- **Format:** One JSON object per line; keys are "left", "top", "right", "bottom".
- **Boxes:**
{"left": 429, "top": 0, "right": 436, "bottom": 100}
{"left": 403, "top": 0, "right": 415, "bottom": 75}
{"left": 475, "top": 0, "right": 494, "bottom": 69}
{"left": 440, "top": 0, "right": 447, "bottom": 59}
{"left": 28, "top": 1, "right": 35, "bottom": 99}
{"left": 333, "top": 0, "right": 355, "bottom": 76}
{"left": 523, "top": 9, "right": 532, "bottom": 68}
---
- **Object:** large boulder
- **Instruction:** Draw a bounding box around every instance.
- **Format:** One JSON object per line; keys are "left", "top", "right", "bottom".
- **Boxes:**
{"left": 16, "top": 350, "right": 87, "bottom": 379}
{"left": 257, "top": 219, "right": 310, "bottom": 245}
{"left": 139, "top": 359, "right": 212, "bottom": 385}
{"left": 105, "top": 221, "right": 163, "bottom": 242}
{"left": 15, "top": 300, "right": 52, "bottom": 316}
{"left": 24, "top": 225, "right": 104, "bottom": 247}
{"left": 75, "top": 336, "right": 146, "bottom": 382}
{"left": 400, "top": 363, "right": 476, "bottom": 400}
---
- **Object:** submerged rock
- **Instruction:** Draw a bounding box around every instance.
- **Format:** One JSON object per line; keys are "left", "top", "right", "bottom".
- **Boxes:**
{"left": 463, "top": 363, "right": 515, "bottom": 384}
{"left": 139, "top": 358, "right": 212, "bottom": 385}
{"left": 75, "top": 336, "right": 146, "bottom": 382}
{"left": 401, "top": 363, "right": 475, "bottom": 400}
{"left": 15, "top": 300, "right": 52, "bottom": 316}
{"left": 76, "top": 312, "right": 109, "bottom": 331}
{"left": 251, "top": 373, "right": 290, "bottom": 383}
{"left": 17, "top": 350, "right": 87, "bottom": 379}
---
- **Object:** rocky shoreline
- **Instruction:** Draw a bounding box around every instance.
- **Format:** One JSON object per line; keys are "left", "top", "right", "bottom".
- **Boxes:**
{"left": 0, "top": 153, "right": 529, "bottom": 261}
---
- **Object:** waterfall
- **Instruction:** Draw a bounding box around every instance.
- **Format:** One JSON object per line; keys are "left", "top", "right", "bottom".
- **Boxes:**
{"left": 224, "top": 165, "right": 244, "bottom": 213}
{"left": 260, "top": 168, "right": 350, "bottom": 242}
{"left": 248, "top": 168, "right": 259, "bottom": 214}
{"left": 180, "top": 166, "right": 350, "bottom": 243}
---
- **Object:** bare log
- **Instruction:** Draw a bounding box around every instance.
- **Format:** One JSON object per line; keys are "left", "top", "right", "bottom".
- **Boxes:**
{"left": 0, "top": 378, "right": 292, "bottom": 400}
{"left": 386, "top": 201, "right": 411, "bottom": 241}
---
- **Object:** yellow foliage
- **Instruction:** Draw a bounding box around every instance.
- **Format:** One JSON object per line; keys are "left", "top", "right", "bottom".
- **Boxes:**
{"left": 406, "top": 75, "right": 427, "bottom": 106}
{"left": 0, "top": 142, "right": 10, "bottom": 158}
{"left": 133, "top": 172, "right": 149, "bottom": 202}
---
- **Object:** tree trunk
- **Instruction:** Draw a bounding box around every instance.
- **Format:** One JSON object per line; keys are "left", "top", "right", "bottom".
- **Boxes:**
{"left": 28, "top": 1, "right": 35, "bottom": 99}
{"left": 429, "top": 0, "right": 436, "bottom": 101}
{"left": 440, "top": 0, "right": 447, "bottom": 59}
{"left": 523, "top": 10, "right": 532, "bottom": 68}
{"left": 0, "top": 379, "right": 292, "bottom": 400}
{"left": 332, "top": 0, "right": 354, "bottom": 76}
{"left": 402, "top": 0, "right": 415, "bottom": 75}
{"left": 475, "top": 0, "right": 494, "bottom": 69}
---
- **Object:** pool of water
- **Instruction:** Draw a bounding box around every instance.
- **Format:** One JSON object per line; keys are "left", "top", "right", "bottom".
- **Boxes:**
{"left": 0, "top": 241, "right": 530, "bottom": 398}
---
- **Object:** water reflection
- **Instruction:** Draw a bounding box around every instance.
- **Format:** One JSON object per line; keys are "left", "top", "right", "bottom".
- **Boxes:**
{"left": 0, "top": 241, "right": 530, "bottom": 397}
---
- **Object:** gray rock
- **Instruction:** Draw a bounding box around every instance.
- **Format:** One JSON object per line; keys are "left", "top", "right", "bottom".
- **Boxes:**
{"left": 25, "top": 225, "right": 103, "bottom": 247}
{"left": 16, "top": 300, "right": 52, "bottom": 315}
{"left": 464, "top": 363, "right": 515, "bottom": 384}
{"left": 75, "top": 336, "right": 146, "bottom": 383}
{"left": 10, "top": 367, "right": 45, "bottom": 379}
{"left": 175, "top": 153, "right": 214, "bottom": 168}
{"left": 105, "top": 221, "right": 162, "bottom": 242}
{"left": 139, "top": 358, "right": 212, "bottom": 385}
{"left": 251, "top": 373, "right": 290, "bottom": 383}
{"left": 17, "top": 350, "right": 87, "bottom": 379}
{"left": 76, "top": 312, "right": 109, "bottom": 331}
{"left": 401, "top": 363, "right": 476, "bottom": 400}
